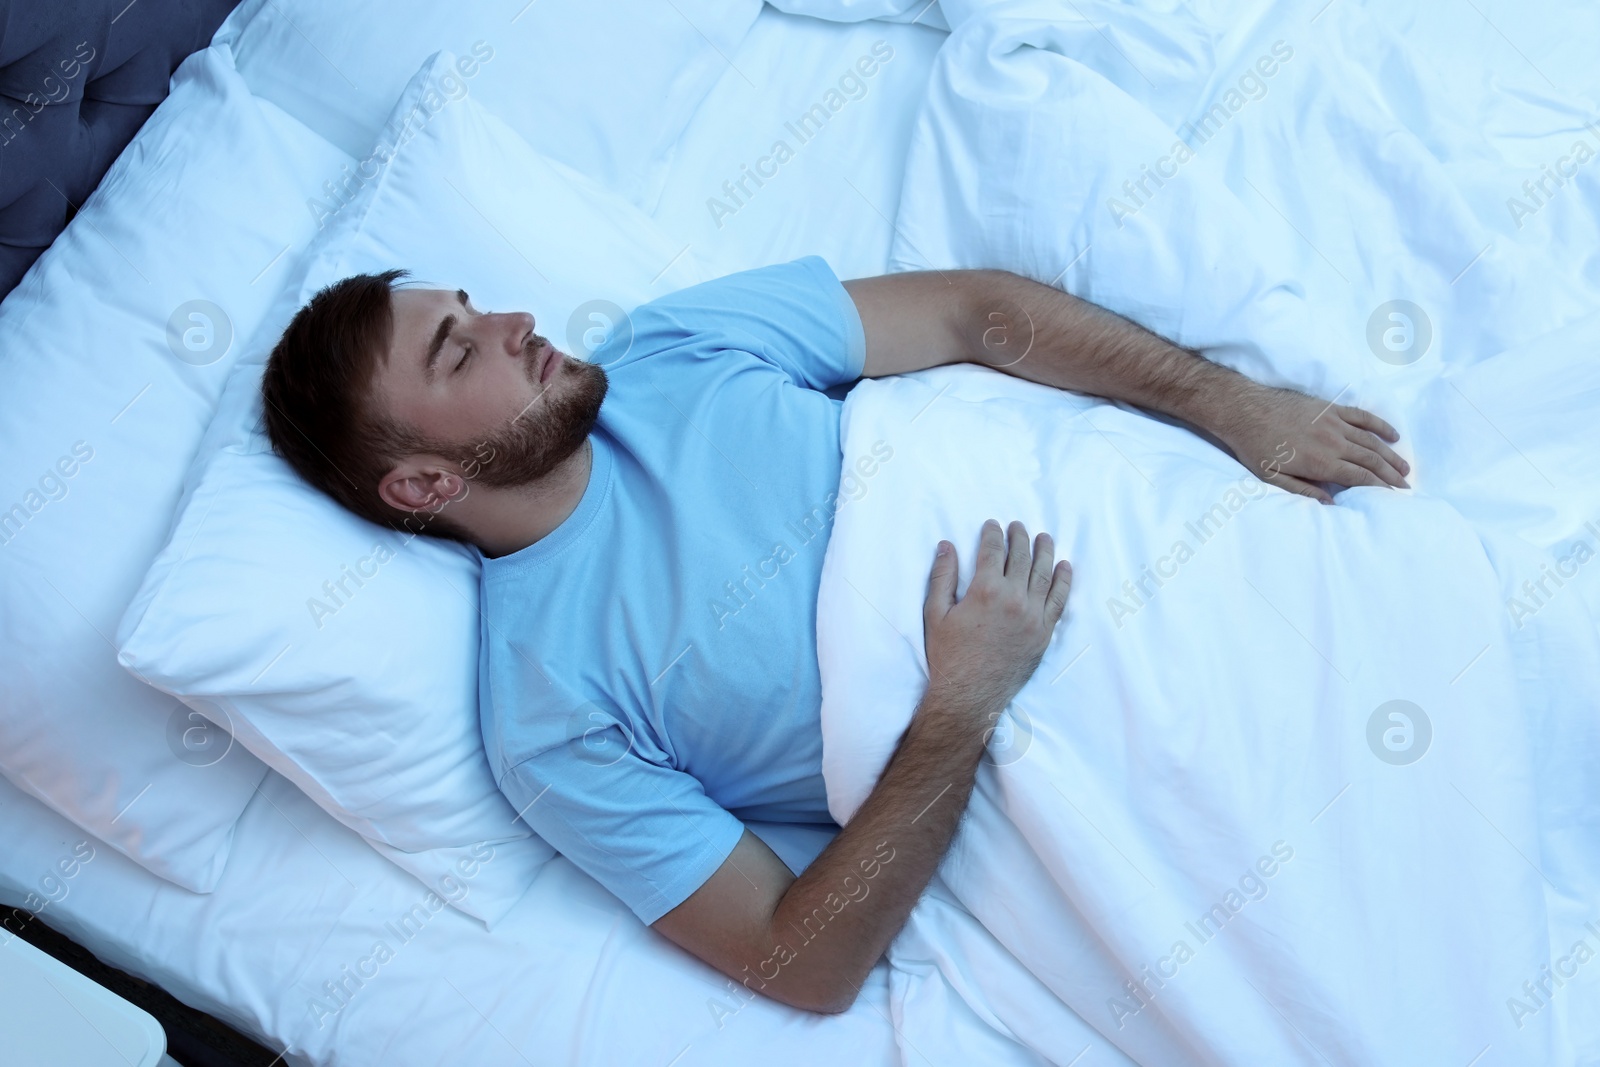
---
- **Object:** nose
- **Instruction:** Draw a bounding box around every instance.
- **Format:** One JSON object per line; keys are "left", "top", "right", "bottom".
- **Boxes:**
{"left": 498, "top": 311, "right": 536, "bottom": 356}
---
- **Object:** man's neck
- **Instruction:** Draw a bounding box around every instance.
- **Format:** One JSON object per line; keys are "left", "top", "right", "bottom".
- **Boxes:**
{"left": 471, "top": 437, "right": 594, "bottom": 560}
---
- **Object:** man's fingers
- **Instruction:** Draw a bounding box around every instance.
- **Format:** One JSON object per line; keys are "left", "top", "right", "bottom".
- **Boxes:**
{"left": 1339, "top": 435, "right": 1408, "bottom": 489}
{"left": 1272, "top": 471, "right": 1334, "bottom": 504}
{"left": 1331, "top": 460, "right": 1388, "bottom": 490}
{"left": 1028, "top": 532, "right": 1055, "bottom": 596}
{"left": 1343, "top": 427, "right": 1409, "bottom": 486}
{"left": 1004, "top": 520, "right": 1031, "bottom": 579}
{"left": 1337, "top": 404, "right": 1399, "bottom": 443}
{"left": 924, "top": 540, "right": 958, "bottom": 622}
{"left": 1045, "top": 560, "right": 1073, "bottom": 624}
{"left": 975, "top": 519, "right": 1006, "bottom": 579}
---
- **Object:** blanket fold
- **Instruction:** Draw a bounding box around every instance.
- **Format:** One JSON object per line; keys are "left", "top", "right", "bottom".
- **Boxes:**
{"left": 817, "top": 1, "right": 1600, "bottom": 1062}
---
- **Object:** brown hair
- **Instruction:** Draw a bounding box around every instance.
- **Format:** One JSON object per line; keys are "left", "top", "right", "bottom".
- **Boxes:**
{"left": 261, "top": 270, "right": 471, "bottom": 544}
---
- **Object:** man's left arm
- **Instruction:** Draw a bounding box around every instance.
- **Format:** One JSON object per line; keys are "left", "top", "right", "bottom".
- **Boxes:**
{"left": 842, "top": 269, "right": 1409, "bottom": 504}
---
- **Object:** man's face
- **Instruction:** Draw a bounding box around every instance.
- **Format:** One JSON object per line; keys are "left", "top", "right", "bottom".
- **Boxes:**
{"left": 374, "top": 287, "right": 608, "bottom": 489}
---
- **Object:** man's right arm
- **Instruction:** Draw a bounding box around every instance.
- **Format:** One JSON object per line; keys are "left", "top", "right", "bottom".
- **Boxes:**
{"left": 653, "top": 519, "right": 1072, "bottom": 1013}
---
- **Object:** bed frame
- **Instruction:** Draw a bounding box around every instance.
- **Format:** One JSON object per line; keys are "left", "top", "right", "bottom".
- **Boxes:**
{"left": 0, "top": 0, "right": 239, "bottom": 298}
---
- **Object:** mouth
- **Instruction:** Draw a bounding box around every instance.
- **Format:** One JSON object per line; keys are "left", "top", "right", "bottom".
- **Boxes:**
{"left": 534, "top": 337, "right": 558, "bottom": 383}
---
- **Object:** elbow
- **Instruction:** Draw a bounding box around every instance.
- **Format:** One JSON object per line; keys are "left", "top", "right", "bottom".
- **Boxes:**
{"left": 960, "top": 270, "right": 1032, "bottom": 370}
{"left": 794, "top": 988, "right": 858, "bottom": 1016}
{"left": 816, "top": 990, "right": 859, "bottom": 1015}
{"left": 766, "top": 977, "right": 860, "bottom": 1016}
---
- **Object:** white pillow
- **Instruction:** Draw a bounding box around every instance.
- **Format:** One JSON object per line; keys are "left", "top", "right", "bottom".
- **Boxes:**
{"left": 116, "top": 53, "right": 710, "bottom": 926}
{"left": 219, "top": 0, "right": 762, "bottom": 210}
{"left": 0, "top": 44, "right": 356, "bottom": 892}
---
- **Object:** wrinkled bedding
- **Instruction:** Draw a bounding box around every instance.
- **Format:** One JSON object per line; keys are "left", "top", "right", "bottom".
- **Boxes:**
{"left": 817, "top": 1, "right": 1600, "bottom": 1062}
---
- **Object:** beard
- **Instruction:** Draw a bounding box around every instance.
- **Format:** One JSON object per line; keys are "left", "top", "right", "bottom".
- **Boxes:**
{"left": 429, "top": 346, "right": 609, "bottom": 490}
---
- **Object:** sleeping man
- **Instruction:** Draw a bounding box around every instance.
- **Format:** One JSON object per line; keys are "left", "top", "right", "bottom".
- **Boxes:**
{"left": 260, "top": 257, "right": 1408, "bottom": 1014}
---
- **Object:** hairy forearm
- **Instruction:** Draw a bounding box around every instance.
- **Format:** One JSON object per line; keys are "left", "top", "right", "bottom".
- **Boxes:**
{"left": 961, "top": 270, "right": 1251, "bottom": 433}
{"left": 755, "top": 683, "right": 995, "bottom": 1013}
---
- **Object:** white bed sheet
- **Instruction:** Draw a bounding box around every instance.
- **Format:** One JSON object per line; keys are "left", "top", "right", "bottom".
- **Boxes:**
{"left": 0, "top": 7, "right": 974, "bottom": 1067}
{"left": 649, "top": 9, "right": 950, "bottom": 280}
{"left": 0, "top": 771, "right": 904, "bottom": 1066}
{"left": 816, "top": 0, "right": 1600, "bottom": 1063}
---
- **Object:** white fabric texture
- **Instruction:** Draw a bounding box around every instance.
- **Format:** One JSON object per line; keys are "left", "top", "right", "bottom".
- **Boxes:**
{"left": 650, "top": 12, "right": 948, "bottom": 282}
{"left": 764, "top": 0, "right": 951, "bottom": 30}
{"left": 0, "top": 771, "right": 902, "bottom": 1066}
{"left": 218, "top": 0, "right": 762, "bottom": 211}
{"left": 116, "top": 52, "right": 713, "bottom": 927}
{"left": 816, "top": 0, "right": 1600, "bottom": 1063}
{"left": 0, "top": 43, "right": 356, "bottom": 893}
{"left": 2, "top": 8, "right": 957, "bottom": 1062}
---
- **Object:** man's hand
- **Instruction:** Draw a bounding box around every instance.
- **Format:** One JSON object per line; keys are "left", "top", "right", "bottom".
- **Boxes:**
{"left": 1210, "top": 381, "right": 1410, "bottom": 505}
{"left": 654, "top": 522, "right": 1072, "bottom": 1015}
{"left": 924, "top": 519, "right": 1072, "bottom": 709}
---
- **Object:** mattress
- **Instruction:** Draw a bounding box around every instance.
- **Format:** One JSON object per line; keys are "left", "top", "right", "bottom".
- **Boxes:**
{"left": 0, "top": 7, "right": 955, "bottom": 1066}
{"left": 0, "top": 771, "right": 903, "bottom": 1065}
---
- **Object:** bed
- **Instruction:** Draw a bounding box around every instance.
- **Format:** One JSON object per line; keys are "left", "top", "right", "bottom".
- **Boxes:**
{"left": 2, "top": 1, "right": 1596, "bottom": 1065}
{"left": 0, "top": 2, "right": 994, "bottom": 1065}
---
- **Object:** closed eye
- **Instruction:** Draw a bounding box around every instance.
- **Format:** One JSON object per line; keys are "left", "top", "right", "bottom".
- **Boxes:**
{"left": 455, "top": 296, "right": 484, "bottom": 374}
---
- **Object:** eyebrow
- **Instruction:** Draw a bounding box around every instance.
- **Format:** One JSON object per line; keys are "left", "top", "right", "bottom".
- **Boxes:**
{"left": 422, "top": 289, "right": 470, "bottom": 382}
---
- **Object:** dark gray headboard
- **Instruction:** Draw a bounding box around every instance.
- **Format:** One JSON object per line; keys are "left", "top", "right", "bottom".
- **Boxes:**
{"left": 0, "top": 0, "right": 241, "bottom": 298}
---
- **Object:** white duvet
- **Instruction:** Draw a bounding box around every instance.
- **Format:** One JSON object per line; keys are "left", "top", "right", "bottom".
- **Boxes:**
{"left": 817, "top": 1, "right": 1600, "bottom": 1063}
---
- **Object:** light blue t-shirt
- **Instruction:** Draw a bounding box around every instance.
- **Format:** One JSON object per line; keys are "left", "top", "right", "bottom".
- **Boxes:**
{"left": 477, "top": 256, "right": 868, "bottom": 925}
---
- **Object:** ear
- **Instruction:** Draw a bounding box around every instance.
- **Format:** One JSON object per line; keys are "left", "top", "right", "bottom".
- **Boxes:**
{"left": 378, "top": 459, "right": 465, "bottom": 514}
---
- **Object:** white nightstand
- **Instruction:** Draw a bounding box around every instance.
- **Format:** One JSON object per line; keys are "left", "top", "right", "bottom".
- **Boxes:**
{"left": 0, "top": 928, "right": 177, "bottom": 1066}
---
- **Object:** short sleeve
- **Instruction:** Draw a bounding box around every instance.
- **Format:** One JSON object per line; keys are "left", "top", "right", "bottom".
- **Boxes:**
{"left": 602, "top": 254, "right": 866, "bottom": 391}
{"left": 500, "top": 729, "right": 746, "bottom": 926}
